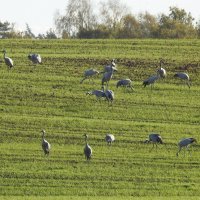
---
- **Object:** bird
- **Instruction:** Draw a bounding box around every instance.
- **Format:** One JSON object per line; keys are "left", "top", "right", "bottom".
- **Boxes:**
{"left": 174, "top": 72, "right": 191, "bottom": 88}
{"left": 176, "top": 137, "right": 196, "bottom": 157}
{"left": 86, "top": 89, "right": 106, "bottom": 100}
{"left": 41, "top": 130, "right": 51, "bottom": 155}
{"left": 102, "top": 86, "right": 114, "bottom": 104}
{"left": 105, "top": 134, "right": 115, "bottom": 145}
{"left": 144, "top": 133, "right": 163, "bottom": 148}
{"left": 116, "top": 79, "right": 133, "bottom": 90}
{"left": 2, "top": 50, "right": 14, "bottom": 69}
{"left": 143, "top": 74, "right": 160, "bottom": 88}
{"left": 80, "top": 69, "right": 99, "bottom": 84}
{"left": 102, "top": 65, "right": 117, "bottom": 89}
{"left": 157, "top": 59, "right": 167, "bottom": 78}
{"left": 28, "top": 53, "right": 42, "bottom": 64}
{"left": 102, "top": 59, "right": 117, "bottom": 73}
{"left": 83, "top": 134, "right": 92, "bottom": 160}
{"left": 104, "top": 89, "right": 114, "bottom": 103}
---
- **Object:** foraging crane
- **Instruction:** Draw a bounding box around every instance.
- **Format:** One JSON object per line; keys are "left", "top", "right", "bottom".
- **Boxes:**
{"left": 2, "top": 50, "right": 14, "bottom": 69}
{"left": 41, "top": 130, "right": 51, "bottom": 155}
{"left": 116, "top": 79, "right": 133, "bottom": 90}
{"left": 102, "top": 59, "right": 117, "bottom": 73}
{"left": 102, "top": 66, "right": 117, "bottom": 89}
{"left": 80, "top": 69, "right": 99, "bottom": 84}
{"left": 176, "top": 137, "right": 196, "bottom": 157}
{"left": 143, "top": 74, "right": 160, "bottom": 88}
{"left": 105, "top": 134, "right": 115, "bottom": 145}
{"left": 144, "top": 133, "right": 163, "bottom": 147}
{"left": 83, "top": 134, "right": 92, "bottom": 160}
{"left": 28, "top": 53, "right": 41, "bottom": 64}
{"left": 157, "top": 59, "right": 167, "bottom": 78}
{"left": 86, "top": 89, "right": 106, "bottom": 100}
{"left": 174, "top": 72, "right": 191, "bottom": 88}
{"left": 104, "top": 89, "right": 114, "bottom": 103}
{"left": 28, "top": 53, "right": 42, "bottom": 64}
{"left": 102, "top": 86, "right": 114, "bottom": 104}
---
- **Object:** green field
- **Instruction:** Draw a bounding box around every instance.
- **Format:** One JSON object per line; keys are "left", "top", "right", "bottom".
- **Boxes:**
{"left": 0, "top": 39, "right": 200, "bottom": 199}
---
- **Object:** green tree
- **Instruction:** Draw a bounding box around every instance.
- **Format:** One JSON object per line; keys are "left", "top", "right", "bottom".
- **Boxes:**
{"left": 54, "top": 0, "right": 97, "bottom": 37}
{"left": 117, "top": 14, "right": 141, "bottom": 38}
{"left": 0, "top": 21, "right": 12, "bottom": 38}
{"left": 24, "top": 23, "right": 35, "bottom": 38}
{"left": 139, "top": 12, "right": 159, "bottom": 38}
{"left": 158, "top": 6, "right": 197, "bottom": 38}
{"left": 45, "top": 29, "right": 57, "bottom": 39}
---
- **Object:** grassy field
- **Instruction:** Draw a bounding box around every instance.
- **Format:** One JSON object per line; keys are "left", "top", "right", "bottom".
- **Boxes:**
{"left": 0, "top": 39, "right": 200, "bottom": 199}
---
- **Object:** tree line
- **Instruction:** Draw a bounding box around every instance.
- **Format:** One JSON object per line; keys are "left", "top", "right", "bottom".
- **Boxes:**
{"left": 1, "top": 0, "right": 200, "bottom": 39}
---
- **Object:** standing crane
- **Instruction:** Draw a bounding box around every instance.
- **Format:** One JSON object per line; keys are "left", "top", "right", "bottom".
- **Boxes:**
{"left": 2, "top": 50, "right": 14, "bottom": 69}
{"left": 83, "top": 134, "right": 92, "bottom": 160}
{"left": 105, "top": 134, "right": 115, "bottom": 145}
{"left": 102, "top": 59, "right": 117, "bottom": 73}
{"left": 41, "top": 130, "right": 51, "bottom": 155}
{"left": 157, "top": 59, "right": 167, "bottom": 78}
{"left": 80, "top": 69, "right": 99, "bottom": 84}
{"left": 28, "top": 53, "right": 42, "bottom": 64}
{"left": 102, "top": 66, "right": 117, "bottom": 89}
{"left": 176, "top": 137, "right": 196, "bottom": 157}
{"left": 174, "top": 72, "right": 191, "bottom": 88}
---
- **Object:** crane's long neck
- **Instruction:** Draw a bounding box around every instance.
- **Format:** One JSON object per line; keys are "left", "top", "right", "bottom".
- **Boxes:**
{"left": 3, "top": 52, "right": 6, "bottom": 59}
{"left": 42, "top": 132, "right": 45, "bottom": 140}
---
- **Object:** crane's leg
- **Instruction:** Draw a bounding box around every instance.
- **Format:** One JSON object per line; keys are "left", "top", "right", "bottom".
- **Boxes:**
{"left": 106, "top": 82, "right": 109, "bottom": 90}
{"left": 80, "top": 77, "right": 86, "bottom": 84}
{"left": 150, "top": 143, "right": 155, "bottom": 152}
{"left": 130, "top": 85, "right": 134, "bottom": 91}
{"left": 176, "top": 147, "right": 182, "bottom": 157}
{"left": 186, "top": 81, "right": 191, "bottom": 89}
{"left": 186, "top": 146, "right": 191, "bottom": 156}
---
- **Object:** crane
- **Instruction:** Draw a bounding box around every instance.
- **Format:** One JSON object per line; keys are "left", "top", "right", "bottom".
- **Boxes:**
{"left": 144, "top": 133, "right": 163, "bottom": 150}
{"left": 174, "top": 72, "right": 191, "bottom": 88}
{"left": 41, "top": 130, "right": 51, "bottom": 155}
{"left": 2, "top": 50, "right": 14, "bottom": 69}
{"left": 83, "top": 134, "right": 92, "bottom": 160}
{"left": 102, "top": 59, "right": 117, "bottom": 73}
{"left": 143, "top": 74, "right": 160, "bottom": 88}
{"left": 116, "top": 79, "right": 133, "bottom": 90}
{"left": 80, "top": 69, "right": 99, "bottom": 84}
{"left": 105, "top": 134, "right": 115, "bottom": 145}
{"left": 101, "top": 86, "right": 114, "bottom": 104}
{"left": 28, "top": 53, "right": 42, "bottom": 64}
{"left": 176, "top": 137, "right": 196, "bottom": 157}
{"left": 102, "top": 66, "right": 117, "bottom": 89}
{"left": 157, "top": 59, "right": 167, "bottom": 78}
{"left": 86, "top": 89, "right": 106, "bottom": 100}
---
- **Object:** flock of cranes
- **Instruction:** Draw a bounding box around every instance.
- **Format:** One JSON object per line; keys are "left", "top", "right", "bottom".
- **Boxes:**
{"left": 41, "top": 130, "right": 197, "bottom": 159}
{"left": 81, "top": 58, "right": 191, "bottom": 104}
{"left": 2, "top": 50, "right": 42, "bottom": 69}
{"left": 1, "top": 50, "right": 196, "bottom": 159}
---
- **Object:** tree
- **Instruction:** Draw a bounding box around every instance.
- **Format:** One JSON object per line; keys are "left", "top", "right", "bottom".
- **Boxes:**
{"left": 54, "top": 0, "right": 97, "bottom": 37}
{"left": 196, "top": 20, "right": 200, "bottom": 38}
{"left": 24, "top": 23, "right": 35, "bottom": 39}
{"left": 99, "top": 0, "right": 129, "bottom": 32}
{"left": 0, "top": 21, "right": 12, "bottom": 38}
{"left": 139, "top": 12, "right": 159, "bottom": 38}
{"left": 158, "top": 6, "right": 197, "bottom": 38}
{"left": 45, "top": 29, "right": 57, "bottom": 39}
{"left": 117, "top": 14, "right": 141, "bottom": 38}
